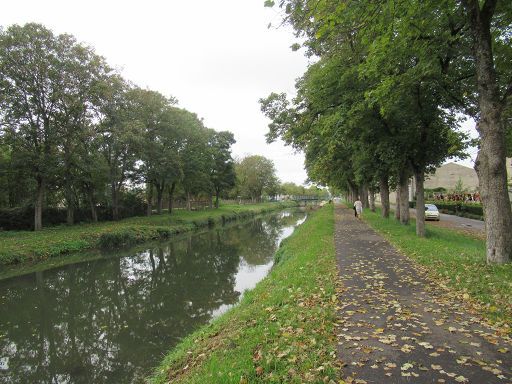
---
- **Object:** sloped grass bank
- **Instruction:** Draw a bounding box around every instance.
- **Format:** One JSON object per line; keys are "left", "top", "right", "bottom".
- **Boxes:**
{"left": 362, "top": 208, "right": 512, "bottom": 328}
{"left": 149, "top": 205, "right": 339, "bottom": 384}
{"left": 0, "top": 202, "right": 296, "bottom": 266}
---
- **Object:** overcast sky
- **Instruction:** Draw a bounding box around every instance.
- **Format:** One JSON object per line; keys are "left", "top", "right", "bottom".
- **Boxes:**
{"left": 1, "top": 0, "right": 313, "bottom": 184}
{"left": 1, "top": 1, "right": 478, "bottom": 186}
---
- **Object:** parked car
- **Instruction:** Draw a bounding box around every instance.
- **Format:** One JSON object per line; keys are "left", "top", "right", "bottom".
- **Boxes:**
{"left": 425, "top": 204, "right": 440, "bottom": 221}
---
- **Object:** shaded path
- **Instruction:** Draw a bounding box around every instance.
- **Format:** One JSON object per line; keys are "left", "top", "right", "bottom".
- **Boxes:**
{"left": 335, "top": 206, "right": 511, "bottom": 383}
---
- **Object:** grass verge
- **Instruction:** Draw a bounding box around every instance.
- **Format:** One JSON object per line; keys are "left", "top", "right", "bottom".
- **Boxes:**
{"left": 0, "top": 202, "right": 296, "bottom": 267}
{"left": 362, "top": 207, "right": 512, "bottom": 328}
{"left": 149, "top": 205, "right": 339, "bottom": 384}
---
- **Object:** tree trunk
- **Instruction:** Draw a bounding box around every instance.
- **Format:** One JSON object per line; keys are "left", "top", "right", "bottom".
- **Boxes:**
{"left": 465, "top": 1, "right": 512, "bottom": 264}
{"left": 215, "top": 190, "right": 220, "bottom": 208}
{"left": 186, "top": 191, "right": 191, "bottom": 211}
{"left": 362, "top": 185, "right": 369, "bottom": 208}
{"left": 415, "top": 170, "right": 426, "bottom": 237}
{"left": 66, "top": 193, "right": 74, "bottom": 226}
{"left": 34, "top": 177, "right": 44, "bottom": 231}
{"left": 156, "top": 186, "right": 164, "bottom": 215}
{"left": 146, "top": 183, "right": 153, "bottom": 216}
{"left": 168, "top": 182, "right": 176, "bottom": 214}
{"left": 111, "top": 183, "right": 119, "bottom": 221}
{"left": 379, "top": 176, "right": 390, "bottom": 218}
{"left": 399, "top": 173, "right": 410, "bottom": 225}
{"left": 369, "top": 189, "right": 376, "bottom": 212}
{"left": 395, "top": 187, "right": 401, "bottom": 221}
{"left": 89, "top": 194, "right": 98, "bottom": 223}
{"left": 348, "top": 183, "right": 357, "bottom": 204}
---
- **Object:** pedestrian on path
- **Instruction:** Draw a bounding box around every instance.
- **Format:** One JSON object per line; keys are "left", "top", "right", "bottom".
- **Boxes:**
{"left": 354, "top": 198, "right": 363, "bottom": 218}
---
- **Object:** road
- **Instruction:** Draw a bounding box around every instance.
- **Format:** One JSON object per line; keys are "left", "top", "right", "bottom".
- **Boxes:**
{"left": 384, "top": 203, "right": 485, "bottom": 237}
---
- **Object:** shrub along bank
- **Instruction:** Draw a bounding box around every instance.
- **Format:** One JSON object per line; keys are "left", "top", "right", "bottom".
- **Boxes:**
{"left": 0, "top": 202, "right": 296, "bottom": 266}
{"left": 362, "top": 208, "right": 511, "bottom": 327}
{"left": 149, "top": 205, "right": 339, "bottom": 384}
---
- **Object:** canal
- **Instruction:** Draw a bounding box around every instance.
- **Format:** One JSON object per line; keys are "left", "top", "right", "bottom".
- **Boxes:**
{"left": 0, "top": 209, "right": 306, "bottom": 383}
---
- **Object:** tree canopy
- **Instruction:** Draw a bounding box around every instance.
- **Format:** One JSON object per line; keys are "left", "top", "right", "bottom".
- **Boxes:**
{"left": 262, "top": 0, "right": 512, "bottom": 263}
{"left": 0, "top": 23, "right": 238, "bottom": 229}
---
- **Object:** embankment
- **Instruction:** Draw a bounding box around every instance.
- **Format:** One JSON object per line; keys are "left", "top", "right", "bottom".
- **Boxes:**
{"left": 149, "top": 204, "right": 340, "bottom": 384}
{"left": 0, "top": 202, "right": 296, "bottom": 267}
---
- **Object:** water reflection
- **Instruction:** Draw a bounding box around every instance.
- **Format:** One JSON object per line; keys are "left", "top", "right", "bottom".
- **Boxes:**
{"left": 0, "top": 210, "right": 306, "bottom": 384}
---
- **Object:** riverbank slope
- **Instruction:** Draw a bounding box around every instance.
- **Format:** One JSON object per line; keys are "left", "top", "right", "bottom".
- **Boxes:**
{"left": 0, "top": 202, "right": 296, "bottom": 266}
{"left": 149, "top": 205, "right": 339, "bottom": 384}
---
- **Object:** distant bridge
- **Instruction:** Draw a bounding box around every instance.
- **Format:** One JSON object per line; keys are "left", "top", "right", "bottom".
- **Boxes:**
{"left": 291, "top": 195, "right": 327, "bottom": 202}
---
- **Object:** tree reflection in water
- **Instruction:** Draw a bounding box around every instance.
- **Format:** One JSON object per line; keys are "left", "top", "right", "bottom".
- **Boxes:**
{"left": 0, "top": 209, "right": 306, "bottom": 384}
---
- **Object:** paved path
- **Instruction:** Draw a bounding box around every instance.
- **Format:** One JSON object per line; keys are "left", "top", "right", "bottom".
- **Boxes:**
{"left": 334, "top": 206, "right": 511, "bottom": 384}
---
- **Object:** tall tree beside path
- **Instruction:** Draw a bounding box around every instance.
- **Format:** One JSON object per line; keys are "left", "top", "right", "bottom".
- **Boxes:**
{"left": 461, "top": 0, "right": 512, "bottom": 264}
{"left": 266, "top": 0, "right": 512, "bottom": 263}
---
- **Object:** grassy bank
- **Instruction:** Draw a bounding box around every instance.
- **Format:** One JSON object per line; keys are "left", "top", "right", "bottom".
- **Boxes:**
{"left": 149, "top": 205, "right": 339, "bottom": 384}
{"left": 0, "top": 202, "right": 296, "bottom": 266}
{"left": 362, "top": 207, "right": 512, "bottom": 327}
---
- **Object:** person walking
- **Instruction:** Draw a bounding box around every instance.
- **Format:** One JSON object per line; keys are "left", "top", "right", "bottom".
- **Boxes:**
{"left": 354, "top": 198, "right": 363, "bottom": 218}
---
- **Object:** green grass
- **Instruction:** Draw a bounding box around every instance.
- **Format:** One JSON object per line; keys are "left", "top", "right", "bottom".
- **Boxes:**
{"left": 0, "top": 202, "right": 296, "bottom": 267}
{"left": 362, "top": 207, "right": 512, "bottom": 327}
{"left": 149, "top": 205, "right": 339, "bottom": 384}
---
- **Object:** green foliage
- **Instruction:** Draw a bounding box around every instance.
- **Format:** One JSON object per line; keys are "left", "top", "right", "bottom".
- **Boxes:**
{"left": 235, "top": 155, "right": 280, "bottom": 200}
{"left": 453, "top": 177, "right": 467, "bottom": 194}
{"left": 0, "top": 22, "right": 239, "bottom": 227}
{"left": 209, "top": 131, "right": 237, "bottom": 206}
{"left": 268, "top": 0, "right": 512, "bottom": 259}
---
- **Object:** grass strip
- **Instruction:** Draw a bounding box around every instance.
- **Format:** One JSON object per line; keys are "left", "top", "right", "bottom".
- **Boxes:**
{"left": 362, "top": 207, "right": 512, "bottom": 328}
{"left": 0, "top": 202, "right": 296, "bottom": 267}
{"left": 149, "top": 205, "right": 339, "bottom": 384}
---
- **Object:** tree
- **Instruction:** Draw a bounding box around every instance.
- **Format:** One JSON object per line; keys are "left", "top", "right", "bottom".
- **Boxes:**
{"left": 208, "top": 131, "right": 236, "bottom": 208}
{"left": 262, "top": 1, "right": 474, "bottom": 240}
{"left": 125, "top": 88, "right": 179, "bottom": 215}
{"left": 53, "top": 34, "right": 112, "bottom": 224}
{"left": 96, "top": 76, "right": 143, "bottom": 220}
{"left": 177, "top": 111, "right": 211, "bottom": 210}
{"left": 236, "top": 155, "right": 279, "bottom": 202}
{"left": 267, "top": 0, "right": 511, "bottom": 261}
{"left": 461, "top": 0, "right": 512, "bottom": 263}
{"left": 0, "top": 24, "right": 70, "bottom": 229}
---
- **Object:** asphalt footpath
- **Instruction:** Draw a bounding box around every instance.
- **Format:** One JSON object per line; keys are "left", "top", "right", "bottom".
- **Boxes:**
{"left": 334, "top": 205, "right": 511, "bottom": 384}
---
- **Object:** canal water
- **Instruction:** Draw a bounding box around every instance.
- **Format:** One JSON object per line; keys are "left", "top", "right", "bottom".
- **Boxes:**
{"left": 0, "top": 209, "right": 306, "bottom": 384}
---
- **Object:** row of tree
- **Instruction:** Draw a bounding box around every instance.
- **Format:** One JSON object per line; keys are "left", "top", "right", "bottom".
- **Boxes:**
{"left": 261, "top": 1, "right": 511, "bottom": 264}
{"left": 0, "top": 23, "right": 237, "bottom": 229}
